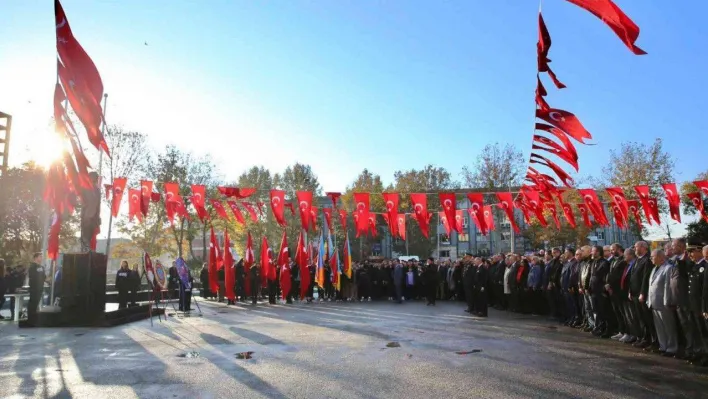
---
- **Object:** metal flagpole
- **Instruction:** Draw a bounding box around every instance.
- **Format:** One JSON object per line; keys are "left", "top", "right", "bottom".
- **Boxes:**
{"left": 97, "top": 94, "right": 115, "bottom": 260}
{"left": 436, "top": 213, "right": 440, "bottom": 259}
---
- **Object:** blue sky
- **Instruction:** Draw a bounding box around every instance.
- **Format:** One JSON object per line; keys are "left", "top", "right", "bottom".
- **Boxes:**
{"left": 1, "top": 0, "right": 706, "bottom": 238}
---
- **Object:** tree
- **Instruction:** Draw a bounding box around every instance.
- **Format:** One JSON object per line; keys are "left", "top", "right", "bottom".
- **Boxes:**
{"left": 392, "top": 165, "right": 458, "bottom": 258}
{"left": 341, "top": 169, "right": 387, "bottom": 261}
{"left": 461, "top": 143, "right": 525, "bottom": 190}
{"left": 600, "top": 138, "right": 675, "bottom": 239}
{"left": 0, "top": 162, "right": 79, "bottom": 265}
{"left": 681, "top": 170, "right": 708, "bottom": 244}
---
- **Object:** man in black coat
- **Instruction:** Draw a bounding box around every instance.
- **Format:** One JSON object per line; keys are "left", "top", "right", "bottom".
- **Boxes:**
{"left": 670, "top": 238, "right": 697, "bottom": 360}
{"left": 547, "top": 248, "right": 564, "bottom": 321}
{"left": 689, "top": 245, "right": 708, "bottom": 366}
{"left": 115, "top": 260, "right": 131, "bottom": 309}
{"left": 463, "top": 258, "right": 477, "bottom": 314}
{"left": 630, "top": 241, "right": 657, "bottom": 349}
{"left": 589, "top": 245, "right": 611, "bottom": 337}
{"left": 606, "top": 243, "right": 628, "bottom": 340}
{"left": 250, "top": 264, "right": 260, "bottom": 305}
{"left": 475, "top": 259, "right": 490, "bottom": 317}
{"left": 423, "top": 258, "right": 439, "bottom": 306}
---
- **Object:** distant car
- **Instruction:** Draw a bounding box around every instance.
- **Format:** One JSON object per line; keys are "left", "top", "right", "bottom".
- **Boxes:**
{"left": 397, "top": 256, "right": 420, "bottom": 262}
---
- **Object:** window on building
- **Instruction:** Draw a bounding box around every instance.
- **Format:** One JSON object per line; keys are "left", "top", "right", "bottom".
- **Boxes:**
{"left": 439, "top": 250, "right": 450, "bottom": 258}
{"left": 596, "top": 230, "right": 605, "bottom": 240}
{"left": 458, "top": 232, "right": 470, "bottom": 242}
{"left": 439, "top": 234, "right": 450, "bottom": 244}
{"left": 500, "top": 232, "right": 511, "bottom": 241}
{"left": 462, "top": 214, "right": 469, "bottom": 228}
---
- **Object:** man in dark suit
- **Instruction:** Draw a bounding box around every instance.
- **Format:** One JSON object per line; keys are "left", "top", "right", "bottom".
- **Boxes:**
{"left": 463, "top": 258, "right": 477, "bottom": 313}
{"left": 475, "top": 259, "right": 489, "bottom": 317}
{"left": 606, "top": 243, "right": 628, "bottom": 340}
{"left": 630, "top": 241, "right": 657, "bottom": 349}
{"left": 589, "top": 245, "right": 611, "bottom": 337}
{"left": 547, "top": 248, "right": 564, "bottom": 321}
{"left": 690, "top": 245, "right": 708, "bottom": 366}
{"left": 669, "top": 238, "right": 695, "bottom": 359}
{"left": 28, "top": 253, "right": 47, "bottom": 324}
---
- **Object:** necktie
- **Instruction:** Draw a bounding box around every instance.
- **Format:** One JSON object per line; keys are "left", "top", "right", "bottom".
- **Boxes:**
{"left": 621, "top": 261, "right": 633, "bottom": 290}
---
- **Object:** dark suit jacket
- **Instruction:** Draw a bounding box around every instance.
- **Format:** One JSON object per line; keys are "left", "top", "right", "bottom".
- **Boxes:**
{"left": 589, "top": 258, "right": 609, "bottom": 295}
{"left": 607, "top": 256, "right": 628, "bottom": 299}
{"left": 671, "top": 254, "right": 692, "bottom": 307}
{"left": 630, "top": 254, "right": 651, "bottom": 297}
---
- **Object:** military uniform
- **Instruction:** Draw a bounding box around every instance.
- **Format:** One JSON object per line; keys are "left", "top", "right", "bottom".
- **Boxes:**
{"left": 688, "top": 258, "right": 708, "bottom": 363}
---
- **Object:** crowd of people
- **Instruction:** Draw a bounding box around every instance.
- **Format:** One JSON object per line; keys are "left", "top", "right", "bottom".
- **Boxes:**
{"left": 198, "top": 238, "right": 708, "bottom": 368}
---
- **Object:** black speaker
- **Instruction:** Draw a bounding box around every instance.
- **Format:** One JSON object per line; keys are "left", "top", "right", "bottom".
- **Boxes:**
{"left": 60, "top": 252, "right": 107, "bottom": 323}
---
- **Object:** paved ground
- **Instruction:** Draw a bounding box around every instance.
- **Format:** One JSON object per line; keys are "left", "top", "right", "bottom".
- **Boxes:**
{"left": 1, "top": 300, "right": 707, "bottom": 399}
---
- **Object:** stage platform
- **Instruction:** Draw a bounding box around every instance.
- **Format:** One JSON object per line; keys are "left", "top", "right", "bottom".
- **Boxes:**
{"left": 18, "top": 303, "right": 165, "bottom": 328}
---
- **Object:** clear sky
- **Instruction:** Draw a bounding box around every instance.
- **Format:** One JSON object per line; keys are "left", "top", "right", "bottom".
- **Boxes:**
{"left": 1, "top": 0, "right": 706, "bottom": 238}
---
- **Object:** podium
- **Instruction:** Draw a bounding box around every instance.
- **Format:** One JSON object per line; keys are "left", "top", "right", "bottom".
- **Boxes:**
{"left": 60, "top": 252, "right": 107, "bottom": 324}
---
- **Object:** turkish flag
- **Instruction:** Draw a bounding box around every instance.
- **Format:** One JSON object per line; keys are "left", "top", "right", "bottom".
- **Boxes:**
{"left": 536, "top": 108, "right": 592, "bottom": 144}
{"left": 128, "top": 188, "right": 142, "bottom": 223}
{"left": 368, "top": 214, "right": 378, "bottom": 237}
{"left": 455, "top": 210, "right": 464, "bottom": 233}
{"left": 209, "top": 199, "right": 228, "bottom": 220}
{"left": 439, "top": 212, "right": 451, "bottom": 236}
{"left": 260, "top": 237, "right": 273, "bottom": 286}
{"left": 245, "top": 231, "right": 255, "bottom": 267}
{"left": 163, "top": 182, "right": 182, "bottom": 224}
{"left": 296, "top": 191, "right": 313, "bottom": 231}
{"left": 382, "top": 192, "right": 399, "bottom": 237}
{"left": 626, "top": 200, "right": 643, "bottom": 231}
{"left": 536, "top": 75, "right": 551, "bottom": 111}
{"left": 610, "top": 201, "right": 627, "bottom": 229}
{"left": 323, "top": 208, "right": 333, "bottom": 234}
{"left": 495, "top": 192, "right": 520, "bottom": 234}
{"left": 546, "top": 202, "right": 561, "bottom": 230}
{"left": 269, "top": 189, "right": 286, "bottom": 226}
{"left": 556, "top": 193, "right": 577, "bottom": 228}
{"left": 634, "top": 185, "right": 661, "bottom": 225}
{"left": 514, "top": 200, "right": 532, "bottom": 225}
{"left": 218, "top": 186, "right": 256, "bottom": 199}
{"left": 694, "top": 180, "right": 708, "bottom": 197}
{"left": 295, "top": 231, "right": 310, "bottom": 299}
{"left": 606, "top": 187, "right": 629, "bottom": 224}
{"left": 530, "top": 153, "right": 575, "bottom": 187}
{"left": 662, "top": 183, "right": 681, "bottom": 222}
{"left": 482, "top": 206, "right": 496, "bottom": 231}
{"left": 353, "top": 193, "right": 371, "bottom": 237}
{"left": 564, "top": 0, "right": 646, "bottom": 55}
{"left": 111, "top": 177, "right": 127, "bottom": 218}
{"left": 466, "top": 193, "right": 488, "bottom": 235}
{"left": 47, "top": 213, "right": 61, "bottom": 261}
{"left": 325, "top": 192, "right": 341, "bottom": 208}
{"left": 536, "top": 123, "right": 578, "bottom": 159}
{"left": 687, "top": 193, "right": 708, "bottom": 223}
{"left": 190, "top": 184, "right": 208, "bottom": 221}
{"left": 224, "top": 230, "right": 235, "bottom": 301}
{"left": 338, "top": 209, "right": 348, "bottom": 231}
{"left": 226, "top": 200, "right": 246, "bottom": 225}
{"left": 578, "top": 188, "right": 609, "bottom": 226}
{"left": 54, "top": 84, "right": 92, "bottom": 190}
{"left": 439, "top": 193, "right": 460, "bottom": 234}
{"left": 310, "top": 206, "right": 319, "bottom": 232}
{"left": 209, "top": 227, "right": 220, "bottom": 292}
{"left": 532, "top": 135, "right": 578, "bottom": 171}
{"left": 577, "top": 203, "right": 592, "bottom": 228}
{"left": 397, "top": 213, "right": 407, "bottom": 240}
{"left": 277, "top": 231, "right": 291, "bottom": 300}
{"left": 241, "top": 202, "right": 259, "bottom": 223}
{"left": 140, "top": 180, "right": 153, "bottom": 217}
{"left": 537, "top": 12, "right": 566, "bottom": 89}
{"left": 521, "top": 189, "right": 548, "bottom": 227}
{"left": 410, "top": 193, "right": 430, "bottom": 238}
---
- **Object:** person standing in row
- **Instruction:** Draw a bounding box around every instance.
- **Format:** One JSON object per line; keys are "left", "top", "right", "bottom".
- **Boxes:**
{"left": 115, "top": 260, "right": 131, "bottom": 309}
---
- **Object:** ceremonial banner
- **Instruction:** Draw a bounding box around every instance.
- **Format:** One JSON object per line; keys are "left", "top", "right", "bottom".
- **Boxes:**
{"left": 174, "top": 257, "right": 192, "bottom": 290}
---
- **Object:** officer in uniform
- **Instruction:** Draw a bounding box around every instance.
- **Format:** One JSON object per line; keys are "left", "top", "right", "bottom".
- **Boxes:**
{"left": 475, "top": 258, "right": 490, "bottom": 317}
{"left": 115, "top": 260, "right": 131, "bottom": 309}
{"left": 687, "top": 244, "right": 708, "bottom": 366}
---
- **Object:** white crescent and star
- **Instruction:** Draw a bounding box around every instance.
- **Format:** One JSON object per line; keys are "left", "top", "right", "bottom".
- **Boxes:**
{"left": 299, "top": 201, "right": 309, "bottom": 211}
{"left": 443, "top": 199, "right": 452, "bottom": 209}
{"left": 56, "top": 18, "right": 67, "bottom": 30}
{"left": 414, "top": 204, "right": 423, "bottom": 213}
{"left": 386, "top": 200, "right": 394, "bottom": 211}
{"left": 549, "top": 111, "right": 564, "bottom": 122}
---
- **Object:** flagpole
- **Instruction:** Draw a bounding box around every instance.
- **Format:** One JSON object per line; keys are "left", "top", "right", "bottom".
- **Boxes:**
{"left": 97, "top": 94, "right": 116, "bottom": 260}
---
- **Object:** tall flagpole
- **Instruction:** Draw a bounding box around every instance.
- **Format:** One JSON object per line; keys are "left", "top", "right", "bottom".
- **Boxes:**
{"left": 97, "top": 94, "right": 115, "bottom": 259}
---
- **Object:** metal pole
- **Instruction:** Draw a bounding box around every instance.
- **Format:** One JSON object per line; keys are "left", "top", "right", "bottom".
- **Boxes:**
{"left": 98, "top": 94, "right": 114, "bottom": 259}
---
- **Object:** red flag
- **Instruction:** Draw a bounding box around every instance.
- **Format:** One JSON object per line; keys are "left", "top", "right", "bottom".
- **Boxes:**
{"left": 366, "top": 214, "right": 376, "bottom": 237}
{"left": 226, "top": 200, "right": 246, "bottom": 225}
{"left": 47, "top": 213, "right": 61, "bottom": 261}
{"left": 241, "top": 202, "right": 259, "bottom": 223}
{"left": 269, "top": 190, "right": 286, "bottom": 226}
{"left": 536, "top": 108, "right": 592, "bottom": 144}
{"left": 277, "top": 231, "right": 291, "bottom": 300}
{"left": 556, "top": 193, "right": 577, "bottom": 228}
{"left": 634, "top": 185, "right": 661, "bottom": 225}
{"left": 128, "top": 188, "right": 142, "bottom": 223}
{"left": 209, "top": 199, "right": 229, "bottom": 220}
{"left": 140, "top": 180, "right": 153, "bottom": 217}
{"left": 522, "top": 189, "right": 548, "bottom": 227}
{"left": 610, "top": 201, "right": 627, "bottom": 229}
{"left": 495, "top": 192, "right": 520, "bottom": 234}
{"left": 144, "top": 252, "right": 160, "bottom": 292}
{"left": 163, "top": 182, "right": 182, "bottom": 224}
{"left": 606, "top": 187, "right": 629, "bottom": 223}
{"left": 536, "top": 75, "right": 551, "bottom": 111}
{"left": 296, "top": 191, "right": 313, "bottom": 231}
{"left": 687, "top": 193, "right": 708, "bottom": 223}
{"left": 694, "top": 180, "right": 708, "bottom": 197}
{"left": 190, "top": 184, "right": 208, "bottom": 221}
{"left": 209, "top": 227, "right": 219, "bottom": 292}
{"left": 662, "top": 183, "right": 681, "bottom": 223}
{"left": 323, "top": 208, "right": 333, "bottom": 234}
{"left": 482, "top": 206, "right": 496, "bottom": 232}
{"left": 111, "top": 177, "right": 127, "bottom": 218}
{"left": 465, "top": 193, "right": 488, "bottom": 236}
{"left": 54, "top": 83, "right": 92, "bottom": 189}
{"left": 353, "top": 193, "right": 371, "bottom": 237}
{"left": 530, "top": 153, "right": 575, "bottom": 188}
{"left": 382, "top": 192, "right": 399, "bottom": 237}
{"left": 329, "top": 249, "right": 339, "bottom": 288}
{"left": 455, "top": 210, "right": 464, "bottom": 233}
{"left": 224, "top": 230, "right": 235, "bottom": 301}
{"left": 626, "top": 200, "right": 644, "bottom": 231}
{"left": 260, "top": 237, "right": 273, "bottom": 287}
{"left": 325, "top": 192, "right": 342, "bottom": 208}
{"left": 218, "top": 186, "right": 256, "bottom": 199}
{"left": 439, "top": 212, "right": 451, "bottom": 236}
{"left": 310, "top": 206, "right": 319, "bottom": 232}
{"left": 577, "top": 203, "right": 593, "bottom": 227}
{"left": 514, "top": 199, "right": 532, "bottom": 225}
{"left": 439, "top": 193, "right": 460, "bottom": 234}
{"left": 578, "top": 188, "right": 609, "bottom": 226}
{"left": 532, "top": 135, "right": 578, "bottom": 171}
{"left": 564, "top": 0, "right": 646, "bottom": 55}
{"left": 546, "top": 202, "right": 561, "bottom": 230}
{"left": 295, "top": 231, "right": 310, "bottom": 299}
{"left": 338, "top": 209, "right": 348, "bottom": 231}
{"left": 537, "top": 12, "right": 566, "bottom": 89}
{"left": 245, "top": 231, "right": 255, "bottom": 267}
{"left": 103, "top": 184, "right": 112, "bottom": 200}
{"left": 396, "top": 213, "right": 407, "bottom": 240}
{"left": 536, "top": 123, "right": 579, "bottom": 161}
{"left": 410, "top": 193, "right": 430, "bottom": 238}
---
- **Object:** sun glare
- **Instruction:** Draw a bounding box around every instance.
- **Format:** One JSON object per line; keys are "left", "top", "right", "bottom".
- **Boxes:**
{"left": 32, "top": 128, "right": 68, "bottom": 169}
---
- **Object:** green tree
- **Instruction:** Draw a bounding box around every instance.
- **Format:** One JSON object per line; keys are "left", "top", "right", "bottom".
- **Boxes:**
{"left": 680, "top": 170, "right": 708, "bottom": 244}
{"left": 341, "top": 169, "right": 387, "bottom": 261}
{"left": 461, "top": 143, "right": 525, "bottom": 190}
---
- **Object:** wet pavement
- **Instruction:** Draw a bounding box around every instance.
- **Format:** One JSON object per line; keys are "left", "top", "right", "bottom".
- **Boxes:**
{"left": 0, "top": 300, "right": 706, "bottom": 398}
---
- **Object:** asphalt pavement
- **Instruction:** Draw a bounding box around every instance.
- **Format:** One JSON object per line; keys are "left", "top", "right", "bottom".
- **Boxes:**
{"left": 0, "top": 299, "right": 706, "bottom": 398}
